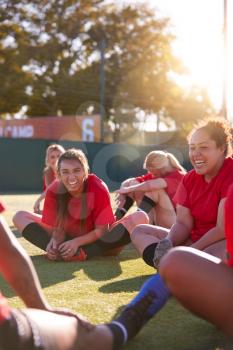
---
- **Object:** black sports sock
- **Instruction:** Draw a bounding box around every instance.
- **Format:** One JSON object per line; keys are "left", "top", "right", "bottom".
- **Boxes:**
{"left": 83, "top": 223, "right": 131, "bottom": 258}
{"left": 138, "top": 196, "right": 156, "bottom": 213}
{"left": 22, "top": 222, "right": 50, "bottom": 250}
{"left": 142, "top": 243, "right": 158, "bottom": 267}
{"left": 107, "top": 290, "right": 156, "bottom": 348}
{"left": 100, "top": 223, "right": 131, "bottom": 247}
{"left": 115, "top": 196, "right": 134, "bottom": 220}
{"left": 114, "top": 208, "right": 126, "bottom": 220}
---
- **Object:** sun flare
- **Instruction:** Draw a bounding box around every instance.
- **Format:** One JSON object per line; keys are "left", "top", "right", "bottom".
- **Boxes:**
{"left": 157, "top": 0, "right": 233, "bottom": 120}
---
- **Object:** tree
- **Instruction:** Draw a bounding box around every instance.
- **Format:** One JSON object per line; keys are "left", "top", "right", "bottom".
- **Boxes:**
{"left": 167, "top": 85, "right": 215, "bottom": 135}
{"left": 0, "top": 1, "right": 32, "bottom": 115}
{"left": 0, "top": 0, "right": 215, "bottom": 141}
{"left": 87, "top": 3, "right": 186, "bottom": 139}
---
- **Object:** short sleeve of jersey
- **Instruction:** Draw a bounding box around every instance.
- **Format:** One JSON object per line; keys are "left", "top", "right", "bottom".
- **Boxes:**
{"left": 42, "top": 181, "right": 59, "bottom": 227}
{"left": 164, "top": 170, "right": 185, "bottom": 198}
{"left": 218, "top": 158, "right": 233, "bottom": 198}
{"left": 88, "top": 175, "right": 115, "bottom": 226}
{"left": 173, "top": 173, "right": 191, "bottom": 208}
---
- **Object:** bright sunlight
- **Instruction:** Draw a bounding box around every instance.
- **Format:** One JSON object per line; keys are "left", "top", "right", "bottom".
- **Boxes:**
{"left": 120, "top": 0, "right": 233, "bottom": 120}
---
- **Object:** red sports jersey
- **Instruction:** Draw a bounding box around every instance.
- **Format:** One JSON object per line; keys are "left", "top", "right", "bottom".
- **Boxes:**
{"left": 174, "top": 157, "right": 233, "bottom": 242}
{"left": 136, "top": 170, "right": 185, "bottom": 206}
{"left": 0, "top": 293, "right": 11, "bottom": 325}
{"left": 42, "top": 174, "right": 115, "bottom": 237}
{"left": 0, "top": 201, "right": 5, "bottom": 213}
{"left": 42, "top": 168, "right": 56, "bottom": 191}
{"left": 225, "top": 184, "right": 233, "bottom": 267}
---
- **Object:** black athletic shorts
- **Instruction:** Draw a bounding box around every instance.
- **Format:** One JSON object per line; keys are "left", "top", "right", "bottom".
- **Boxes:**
{"left": 0, "top": 309, "right": 44, "bottom": 350}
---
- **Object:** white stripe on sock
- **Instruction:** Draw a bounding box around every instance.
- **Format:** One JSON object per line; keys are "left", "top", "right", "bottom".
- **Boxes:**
{"left": 111, "top": 321, "right": 128, "bottom": 344}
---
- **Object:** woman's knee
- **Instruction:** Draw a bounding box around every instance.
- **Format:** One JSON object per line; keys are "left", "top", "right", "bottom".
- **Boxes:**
{"left": 160, "top": 248, "right": 190, "bottom": 284}
{"left": 122, "top": 211, "right": 149, "bottom": 233}
{"left": 130, "top": 225, "right": 148, "bottom": 252}
{"left": 12, "top": 210, "right": 38, "bottom": 232}
{"left": 12, "top": 211, "right": 28, "bottom": 228}
{"left": 133, "top": 210, "right": 149, "bottom": 225}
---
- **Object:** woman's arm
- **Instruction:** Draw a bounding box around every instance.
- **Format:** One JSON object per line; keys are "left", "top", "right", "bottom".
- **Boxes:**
{"left": 191, "top": 198, "right": 226, "bottom": 251}
{"left": 116, "top": 178, "right": 167, "bottom": 195}
{"left": 0, "top": 216, "right": 51, "bottom": 310}
{"left": 33, "top": 191, "right": 46, "bottom": 213}
{"left": 167, "top": 205, "right": 194, "bottom": 246}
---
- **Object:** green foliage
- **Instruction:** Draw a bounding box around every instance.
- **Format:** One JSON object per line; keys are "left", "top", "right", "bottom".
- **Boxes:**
{"left": 0, "top": 0, "right": 215, "bottom": 138}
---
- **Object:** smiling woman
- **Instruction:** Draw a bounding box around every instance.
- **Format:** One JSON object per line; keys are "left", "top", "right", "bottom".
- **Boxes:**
{"left": 13, "top": 148, "right": 149, "bottom": 262}
{"left": 131, "top": 116, "right": 233, "bottom": 268}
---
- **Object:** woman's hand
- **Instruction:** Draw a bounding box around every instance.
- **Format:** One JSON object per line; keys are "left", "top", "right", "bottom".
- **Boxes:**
{"left": 46, "top": 238, "right": 61, "bottom": 261}
{"left": 58, "top": 239, "right": 80, "bottom": 261}
{"left": 33, "top": 198, "right": 42, "bottom": 214}
{"left": 115, "top": 192, "right": 127, "bottom": 209}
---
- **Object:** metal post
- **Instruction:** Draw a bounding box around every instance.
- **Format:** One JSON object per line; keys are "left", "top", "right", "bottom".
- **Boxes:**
{"left": 99, "top": 37, "right": 106, "bottom": 142}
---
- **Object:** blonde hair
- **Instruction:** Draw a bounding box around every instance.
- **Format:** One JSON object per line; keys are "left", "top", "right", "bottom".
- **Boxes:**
{"left": 45, "top": 144, "right": 65, "bottom": 168}
{"left": 143, "top": 150, "right": 185, "bottom": 172}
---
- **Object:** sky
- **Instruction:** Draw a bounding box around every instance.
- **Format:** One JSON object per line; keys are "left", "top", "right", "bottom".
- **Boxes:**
{"left": 118, "top": 0, "right": 233, "bottom": 120}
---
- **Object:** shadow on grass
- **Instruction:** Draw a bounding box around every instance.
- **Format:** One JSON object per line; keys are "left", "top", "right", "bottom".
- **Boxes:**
{"left": 10, "top": 226, "right": 20, "bottom": 237}
{"left": 99, "top": 274, "right": 152, "bottom": 293}
{"left": 80, "top": 245, "right": 140, "bottom": 282}
{"left": 11, "top": 228, "right": 140, "bottom": 286}
{"left": 0, "top": 249, "right": 140, "bottom": 299}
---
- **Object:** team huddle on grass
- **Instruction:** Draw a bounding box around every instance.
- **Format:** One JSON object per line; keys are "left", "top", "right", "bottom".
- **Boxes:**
{"left": 1, "top": 116, "right": 233, "bottom": 349}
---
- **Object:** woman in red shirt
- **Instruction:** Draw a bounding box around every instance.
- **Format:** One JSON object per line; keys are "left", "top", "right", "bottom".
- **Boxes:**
{"left": 115, "top": 150, "right": 186, "bottom": 228}
{"left": 0, "top": 208, "right": 156, "bottom": 350}
{"left": 33, "top": 144, "right": 65, "bottom": 214}
{"left": 13, "top": 148, "right": 148, "bottom": 261}
{"left": 158, "top": 182, "right": 233, "bottom": 338}
{"left": 131, "top": 117, "right": 233, "bottom": 268}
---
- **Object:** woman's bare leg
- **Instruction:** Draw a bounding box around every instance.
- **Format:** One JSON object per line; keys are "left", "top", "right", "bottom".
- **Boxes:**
{"left": 13, "top": 211, "right": 50, "bottom": 233}
{"left": 203, "top": 239, "right": 227, "bottom": 262}
{"left": 144, "top": 189, "right": 176, "bottom": 228}
{"left": 131, "top": 224, "right": 169, "bottom": 256}
{"left": 22, "top": 309, "right": 113, "bottom": 350}
{"left": 120, "top": 211, "right": 149, "bottom": 234}
{"left": 160, "top": 246, "right": 233, "bottom": 338}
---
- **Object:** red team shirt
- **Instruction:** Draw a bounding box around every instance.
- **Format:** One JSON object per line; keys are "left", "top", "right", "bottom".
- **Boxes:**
{"left": 0, "top": 176, "right": 115, "bottom": 325}
{"left": 42, "top": 174, "right": 115, "bottom": 237}
{"left": 42, "top": 168, "right": 56, "bottom": 191}
{"left": 173, "top": 157, "right": 233, "bottom": 242}
{"left": 0, "top": 201, "right": 5, "bottom": 214}
{"left": 135, "top": 170, "right": 185, "bottom": 207}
